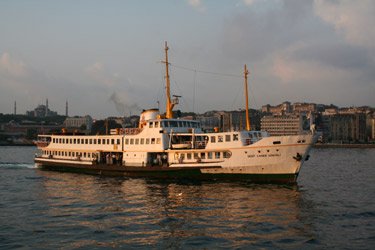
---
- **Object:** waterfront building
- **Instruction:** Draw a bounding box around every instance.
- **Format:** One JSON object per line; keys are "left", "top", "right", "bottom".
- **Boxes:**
{"left": 329, "top": 113, "right": 366, "bottom": 143}
{"left": 63, "top": 115, "right": 93, "bottom": 131}
{"left": 292, "top": 102, "right": 317, "bottom": 113}
{"left": 261, "top": 101, "right": 291, "bottom": 115}
{"left": 261, "top": 114, "right": 310, "bottom": 136}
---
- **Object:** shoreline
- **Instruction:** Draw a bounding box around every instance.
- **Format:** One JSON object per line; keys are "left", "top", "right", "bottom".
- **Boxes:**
{"left": 314, "top": 143, "right": 375, "bottom": 148}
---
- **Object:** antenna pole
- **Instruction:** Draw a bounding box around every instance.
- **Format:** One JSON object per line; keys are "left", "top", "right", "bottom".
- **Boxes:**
{"left": 164, "top": 41, "right": 173, "bottom": 119}
{"left": 244, "top": 64, "right": 251, "bottom": 131}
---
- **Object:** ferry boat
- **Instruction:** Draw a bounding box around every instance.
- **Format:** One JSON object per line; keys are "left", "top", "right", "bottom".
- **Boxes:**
{"left": 34, "top": 42, "right": 318, "bottom": 183}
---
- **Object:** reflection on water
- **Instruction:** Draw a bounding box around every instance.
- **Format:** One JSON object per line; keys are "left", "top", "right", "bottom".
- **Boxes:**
{"left": 34, "top": 170, "right": 314, "bottom": 249}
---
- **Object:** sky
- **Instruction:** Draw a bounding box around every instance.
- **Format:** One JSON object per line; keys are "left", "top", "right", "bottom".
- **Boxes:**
{"left": 1, "top": 0, "right": 374, "bottom": 119}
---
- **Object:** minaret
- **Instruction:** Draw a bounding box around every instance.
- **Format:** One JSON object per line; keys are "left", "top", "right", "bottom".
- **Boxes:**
{"left": 65, "top": 100, "right": 68, "bottom": 117}
{"left": 45, "top": 98, "right": 48, "bottom": 117}
{"left": 14, "top": 101, "right": 16, "bottom": 115}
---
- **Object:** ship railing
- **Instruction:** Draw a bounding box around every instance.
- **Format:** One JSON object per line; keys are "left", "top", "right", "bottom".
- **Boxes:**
{"left": 124, "top": 128, "right": 143, "bottom": 135}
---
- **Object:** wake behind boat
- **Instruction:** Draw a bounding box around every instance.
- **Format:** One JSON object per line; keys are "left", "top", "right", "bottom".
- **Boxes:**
{"left": 34, "top": 42, "right": 318, "bottom": 183}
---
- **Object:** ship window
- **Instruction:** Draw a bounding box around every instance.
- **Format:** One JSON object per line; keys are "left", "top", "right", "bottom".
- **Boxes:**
{"left": 273, "top": 141, "right": 281, "bottom": 145}
{"left": 225, "top": 135, "right": 231, "bottom": 142}
{"left": 89, "top": 139, "right": 92, "bottom": 144}
{"left": 107, "top": 139, "right": 110, "bottom": 144}
{"left": 233, "top": 134, "right": 239, "bottom": 141}
{"left": 85, "top": 139, "right": 88, "bottom": 144}
{"left": 102, "top": 139, "right": 106, "bottom": 144}
{"left": 98, "top": 139, "right": 101, "bottom": 144}
{"left": 93, "top": 139, "right": 96, "bottom": 144}
{"left": 69, "top": 152, "right": 71, "bottom": 156}
{"left": 62, "top": 139, "right": 64, "bottom": 144}
{"left": 208, "top": 152, "right": 213, "bottom": 159}
{"left": 200, "top": 152, "right": 206, "bottom": 159}
{"left": 215, "top": 152, "right": 220, "bottom": 159}
{"left": 117, "top": 139, "right": 120, "bottom": 145}
{"left": 135, "top": 139, "right": 139, "bottom": 145}
{"left": 218, "top": 136, "right": 223, "bottom": 142}
{"left": 88, "top": 153, "right": 90, "bottom": 158}
{"left": 73, "top": 139, "right": 76, "bottom": 144}
{"left": 111, "top": 139, "right": 115, "bottom": 145}
{"left": 194, "top": 153, "right": 198, "bottom": 159}
{"left": 155, "top": 122, "right": 159, "bottom": 128}
{"left": 151, "top": 138, "right": 155, "bottom": 144}
{"left": 149, "top": 122, "right": 153, "bottom": 128}
{"left": 77, "top": 139, "right": 80, "bottom": 144}
{"left": 187, "top": 153, "right": 192, "bottom": 160}
{"left": 125, "top": 139, "right": 129, "bottom": 144}
{"left": 140, "top": 138, "right": 144, "bottom": 144}
{"left": 146, "top": 138, "right": 150, "bottom": 144}
{"left": 130, "top": 139, "right": 134, "bottom": 144}
{"left": 156, "top": 138, "right": 161, "bottom": 144}
{"left": 82, "top": 139, "right": 85, "bottom": 144}
{"left": 84, "top": 152, "right": 86, "bottom": 157}
{"left": 211, "top": 136, "right": 216, "bottom": 143}
{"left": 249, "top": 133, "right": 253, "bottom": 139}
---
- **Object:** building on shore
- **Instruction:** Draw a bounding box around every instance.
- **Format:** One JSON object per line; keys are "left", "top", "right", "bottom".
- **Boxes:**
{"left": 63, "top": 115, "right": 93, "bottom": 133}
{"left": 328, "top": 113, "right": 366, "bottom": 143}
{"left": 260, "top": 114, "right": 311, "bottom": 136}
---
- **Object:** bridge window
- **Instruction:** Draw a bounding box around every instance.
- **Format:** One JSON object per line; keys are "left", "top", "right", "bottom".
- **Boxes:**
{"left": 208, "top": 152, "right": 213, "bottom": 159}
{"left": 200, "top": 152, "right": 206, "bottom": 159}
{"left": 151, "top": 138, "right": 155, "bottom": 144}
{"left": 125, "top": 139, "right": 129, "bottom": 144}
{"left": 149, "top": 122, "right": 153, "bottom": 128}
{"left": 130, "top": 139, "right": 134, "bottom": 144}
{"left": 233, "top": 134, "right": 239, "bottom": 141}
{"left": 211, "top": 136, "right": 216, "bottom": 143}
{"left": 218, "top": 136, "right": 223, "bottom": 143}
{"left": 146, "top": 138, "right": 150, "bottom": 144}
{"left": 225, "top": 135, "right": 231, "bottom": 142}
{"left": 135, "top": 139, "right": 139, "bottom": 145}
{"left": 111, "top": 139, "right": 115, "bottom": 145}
{"left": 155, "top": 121, "right": 159, "bottom": 128}
{"left": 141, "top": 138, "right": 144, "bottom": 144}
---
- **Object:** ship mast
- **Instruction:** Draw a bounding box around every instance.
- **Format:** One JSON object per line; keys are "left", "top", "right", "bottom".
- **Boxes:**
{"left": 244, "top": 64, "right": 251, "bottom": 131}
{"left": 164, "top": 41, "right": 174, "bottom": 119}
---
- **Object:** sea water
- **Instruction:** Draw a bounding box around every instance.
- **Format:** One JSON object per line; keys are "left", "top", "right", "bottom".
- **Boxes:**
{"left": 0, "top": 146, "right": 374, "bottom": 249}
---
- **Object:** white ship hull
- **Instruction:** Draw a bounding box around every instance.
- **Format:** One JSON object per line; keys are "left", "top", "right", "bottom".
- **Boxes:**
{"left": 35, "top": 132, "right": 317, "bottom": 183}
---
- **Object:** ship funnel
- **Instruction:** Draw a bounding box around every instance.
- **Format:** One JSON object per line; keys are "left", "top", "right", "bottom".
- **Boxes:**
{"left": 139, "top": 109, "right": 160, "bottom": 128}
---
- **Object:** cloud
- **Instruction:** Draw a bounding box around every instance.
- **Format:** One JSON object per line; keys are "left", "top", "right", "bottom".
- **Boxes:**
{"left": 85, "top": 62, "right": 125, "bottom": 87}
{"left": 314, "top": 0, "right": 375, "bottom": 51}
{"left": 0, "top": 52, "right": 27, "bottom": 77}
{"left": 186, "top": 0, "right": 205, "bottom": 12}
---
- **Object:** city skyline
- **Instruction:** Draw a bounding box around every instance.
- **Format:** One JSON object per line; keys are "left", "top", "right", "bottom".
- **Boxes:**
{"left": 1, "top": 0, "right": 375, "bottom": 119}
